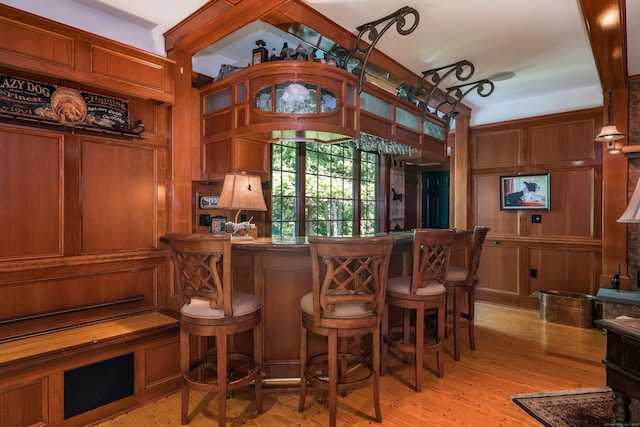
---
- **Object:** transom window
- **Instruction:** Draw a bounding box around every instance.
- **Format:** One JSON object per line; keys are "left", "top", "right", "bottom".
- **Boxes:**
{"left": 271, "top": 141, "right": 379, "bottom": 237}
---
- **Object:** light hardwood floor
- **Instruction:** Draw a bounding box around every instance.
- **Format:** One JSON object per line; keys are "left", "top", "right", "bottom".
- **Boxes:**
{"left": 96, "top": 302, "right": 606, "bottom": 426}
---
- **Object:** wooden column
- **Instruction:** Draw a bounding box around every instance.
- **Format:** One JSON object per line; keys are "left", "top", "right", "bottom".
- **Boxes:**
{"left": 602, "top": 88, "right": 630, "bottom": 287}
{"left": 578, "top": 0, "right": 629, "bottom": 288}
{"left": 167, "top": 49, "right": 194, "bottom": 233}
{"left": 452, "top": 114, "right": 470, "bottom": 229}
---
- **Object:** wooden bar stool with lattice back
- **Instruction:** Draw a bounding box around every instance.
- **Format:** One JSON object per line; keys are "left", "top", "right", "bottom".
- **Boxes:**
{"left": 445, "top": 226, "right": 490, "bottom": 361}
{"left": 381, "top": 228, "right": 455, "bottom": 392}
{"left": 298, "top": 235, "right": 395, "bottom": 427}
{"left": 162, "top": 233, "right": 262, "bottom": 426}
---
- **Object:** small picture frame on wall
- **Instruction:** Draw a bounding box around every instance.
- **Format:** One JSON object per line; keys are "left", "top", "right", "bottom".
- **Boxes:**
{"left": 211, "top": 215, "right": 227, "bottom": 234}
{"left": 500, "top": 173, "right": 550, "bottom": 210}
{"left": 199, "top": 195, "right": 219, "bottom": 210}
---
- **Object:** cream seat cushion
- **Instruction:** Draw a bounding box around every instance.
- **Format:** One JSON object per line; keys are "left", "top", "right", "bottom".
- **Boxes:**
{"left": 181, "top": 292, "right": 260, "bottom": 319}
{"left": 446, "top": 266, "right": 468, "bottom": 282}
{"left": 387, "top": 276, "right": 446, "bottom": 296}
{"left": 300, "top": 292, "right": 373, "bottom": 319}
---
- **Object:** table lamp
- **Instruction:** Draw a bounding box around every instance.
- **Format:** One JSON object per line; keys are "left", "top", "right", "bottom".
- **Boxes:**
{"left": 216, "top": 172, "right": 267, "bottom": 238}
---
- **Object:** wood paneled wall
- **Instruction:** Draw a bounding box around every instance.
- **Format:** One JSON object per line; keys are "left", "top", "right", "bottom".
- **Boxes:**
{"left": 0, "top": 6, "right": 180, "bottom": 425}
{"left": 0, "top": 96, "right": 171, "bottom": 340}
{"left": 470, "top": 109, "right": 603, "bottom": 308}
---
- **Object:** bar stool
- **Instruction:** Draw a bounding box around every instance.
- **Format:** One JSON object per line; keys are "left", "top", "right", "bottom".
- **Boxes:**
{"left": 445, "top": 226, "right": 490, "bottom": 361}
{"left": 163, "top": 233, "right": 262, "bottom": 426}
{"left": 298, "top": 235, "right": 395, "bottom": 427}
{"left": 381, "top": 228, "right": 454, "bottom": 392}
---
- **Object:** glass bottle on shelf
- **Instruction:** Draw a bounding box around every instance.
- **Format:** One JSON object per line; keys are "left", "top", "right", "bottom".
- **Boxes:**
{"left": 253, "top": 39, "right": 268, "bottom": 65}
{"left": 307, "top": 47, "right": 316, "bottom": 62}
{"left": 295, "top": 43, "right": 306, "bottom": 60}
{"left": 281, "top": 42, "right": 292, "bottom": 60}
{"left": 270, "top": 48, "right": 278, "bottom": 61}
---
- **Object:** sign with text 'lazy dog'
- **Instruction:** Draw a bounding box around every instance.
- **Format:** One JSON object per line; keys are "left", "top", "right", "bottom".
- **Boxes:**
{"left": 0, "top": 74, "right": 130, "bottom": 132}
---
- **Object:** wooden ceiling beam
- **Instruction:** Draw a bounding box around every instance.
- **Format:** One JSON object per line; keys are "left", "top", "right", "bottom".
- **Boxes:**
{"left": 164, "top": 0, "right": 287, "bottom": 56}
{"left": 578, "top": 0, "right": 628, "bottom": 90}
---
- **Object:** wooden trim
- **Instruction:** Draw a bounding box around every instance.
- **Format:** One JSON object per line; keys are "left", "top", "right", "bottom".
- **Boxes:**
{"left": 0, "top": 4, "right": 175, "bottom": 103}
{"left": 0, "top": 311, "right": 178, "bottom": 370}
{"left": 578, "top": 0, "right": 627, "bottom": 90}
{"left": 164, "top": 0, "right": 288, "bottom": 55}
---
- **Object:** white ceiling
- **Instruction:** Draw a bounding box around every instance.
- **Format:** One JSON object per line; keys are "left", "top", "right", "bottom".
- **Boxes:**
{"left": 2, "top": 0, "right": 638, "bottom": 127}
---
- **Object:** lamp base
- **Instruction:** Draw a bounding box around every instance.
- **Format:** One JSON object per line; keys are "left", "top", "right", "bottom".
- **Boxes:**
{"left": 230, "top": 224, "right": 258, "bottom": 239}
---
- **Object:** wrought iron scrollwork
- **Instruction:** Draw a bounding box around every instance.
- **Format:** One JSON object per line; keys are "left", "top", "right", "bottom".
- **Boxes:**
{"left": 339, "top": 6, "right": 497, "bottom": 132}
{"left": 402, "top": 60, "right": 495, "bottom": 130}
{"left": 418, "top": 60, "right": 475, "bottom": 113}
{"left": 343, "top": 6, "right": 420, "bottom": 93}
{"left": 435, "top": 79, "right": 495, "bottom": 128}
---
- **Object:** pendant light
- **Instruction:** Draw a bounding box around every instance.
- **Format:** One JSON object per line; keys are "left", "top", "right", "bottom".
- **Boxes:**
{"left": 595, "top": 90, "right": 624, "bottom": 142}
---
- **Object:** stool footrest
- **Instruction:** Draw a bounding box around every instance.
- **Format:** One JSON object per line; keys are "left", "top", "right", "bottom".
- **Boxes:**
{"left": 185, "top": 352, "right": 260, "bottom": 392}
{"left": 385, "top": 325, "right": 442, "bottom": 353}
{"left": 302, "top": 352, "right": 374, "bottom": 393}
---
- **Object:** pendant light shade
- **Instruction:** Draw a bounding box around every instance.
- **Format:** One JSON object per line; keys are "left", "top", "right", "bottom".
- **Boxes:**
{"left": 618, "top": 179, "right": 640, "bottom": 223}
{"left": 595, "top": 124, "right": 625, "bottom": 142}
{"left": 595, "top": 90, "right": 625, "bottom": 142}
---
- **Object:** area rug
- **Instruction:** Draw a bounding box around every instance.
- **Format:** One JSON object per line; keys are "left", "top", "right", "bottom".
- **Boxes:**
{"left": 512, "top": 387, "right": 615, "bottom": 427}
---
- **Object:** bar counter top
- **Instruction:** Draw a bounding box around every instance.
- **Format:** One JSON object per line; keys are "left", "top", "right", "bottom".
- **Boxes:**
{"left": 230, "top": 231, "right": 415, "bottom": 250}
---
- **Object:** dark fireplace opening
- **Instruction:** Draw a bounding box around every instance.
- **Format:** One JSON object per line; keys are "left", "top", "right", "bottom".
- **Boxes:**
{"left": 64, "top": 352, "right": 134, "bottom": 419}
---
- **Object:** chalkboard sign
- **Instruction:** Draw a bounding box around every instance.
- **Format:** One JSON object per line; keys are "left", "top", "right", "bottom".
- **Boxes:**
{"left": 0, "top": 74, "right": 130, "bottom": 131}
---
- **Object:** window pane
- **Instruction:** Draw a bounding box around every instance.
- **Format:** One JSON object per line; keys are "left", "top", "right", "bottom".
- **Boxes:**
{"left": 271, "top": 140, "right": 379, "bottom": 238}
{"left": 306, "top": 142, "right": 354, "bottom": 236}
{"left": 360, "top": 151, "right": 378, "bottom": 235}
{"left": 271, "top": 141, "right": 298, "bottom": 237}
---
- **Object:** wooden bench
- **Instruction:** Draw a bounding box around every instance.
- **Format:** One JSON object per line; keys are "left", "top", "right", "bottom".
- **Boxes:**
{"left": 0, "top": 311, "right": 180, "bottom": 427}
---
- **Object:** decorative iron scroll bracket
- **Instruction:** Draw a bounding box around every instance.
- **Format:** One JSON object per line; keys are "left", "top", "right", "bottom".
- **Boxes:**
{"left": 434, "top": 79, "right": 495, "bottom": 129}
{"left": 416, "top": 60, "right": 475, "bottom": 112}
{"left": 343, "top": 6, "right": 420, "bottom": 93}
{"left": 395, "top": 58, "right": 497, "bottom": 131}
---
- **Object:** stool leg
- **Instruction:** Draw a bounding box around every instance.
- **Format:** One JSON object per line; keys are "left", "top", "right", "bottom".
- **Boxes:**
{"left": 414, "top": 306, "right": 424, "bottom": 392}
{"left": 328, "top": 329, "right": 338, "bottom": 427}
{"left": 180, "top": 328, "right": 190, "bottom": 425}
{"left": 217, "top": 331, "right": 228, "bottom": 427}
{"left": 253, "top": 322, "right": 263, "bottom": 414}
{"left": 453, "top": 289, "right": 461, "bottom": 361}
{"left": 445, "top": 290, "right": 452, "bottom": 339}
{"left": 468, "top": 287, "right": 476, "bottom": 351}
{"left": 372, "top": 326, "right": 382, "bottom": 422}
{"left": 298, "top": 324, "right": 308, "bottom": 412}
{"left": 339, "top": 338, "right": 348, "bottom": 397}
{"left": 403, "top": 308, "right": 411, "bottom": 364}
{"left": 436, "top": 303, "right": 445, "bottom": 378}
{"left": 381, "top": 303, "right": 388, "bottom": 376}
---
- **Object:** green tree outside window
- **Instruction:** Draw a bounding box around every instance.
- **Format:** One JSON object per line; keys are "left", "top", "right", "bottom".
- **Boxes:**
{"left": 271, "top": 141, "right": 378, "bottom": 237}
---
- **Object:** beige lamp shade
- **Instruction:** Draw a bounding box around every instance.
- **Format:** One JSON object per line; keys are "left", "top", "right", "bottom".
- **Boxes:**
{"left": 618, "top": 179, "right": 640, "bottom": 223}
{"left": 595, "top": 124, "right": 625, "bottom": 142}
{"left": 217, "top": 173, "right": 267, "bottom": 223}
{"left": 595, "top": 90, "right": 625, "bottom": 142}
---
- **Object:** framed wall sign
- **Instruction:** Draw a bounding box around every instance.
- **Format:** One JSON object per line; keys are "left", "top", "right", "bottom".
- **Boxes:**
{"left": 500, "top": 174, "right": 550, "bottom": 210}
{"left": 211, "top": 215, "right": 227, "bottom": 233}
{"left": 199, "top": 195, "right": 219, "bottom": 209}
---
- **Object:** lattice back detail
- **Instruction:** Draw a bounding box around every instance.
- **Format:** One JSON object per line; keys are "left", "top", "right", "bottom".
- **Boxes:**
{"left": 176, "top": 252, "right": 224, "bottom": 308}
{"left": 467, "top": 226, "right": 490, "bottom": 286}
{"left": 164, "top": 233, "right": 232, "bottom": 314}
{"left": 411, "top": 229, "right": 455, "bottom": 293}
{"left": 309, "top": 236, "right": 395, "bottom": 321}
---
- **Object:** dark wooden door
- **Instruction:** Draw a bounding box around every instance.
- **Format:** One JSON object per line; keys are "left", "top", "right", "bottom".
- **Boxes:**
{"left": 422, "top": 171, "right": 450, "bottom": 229}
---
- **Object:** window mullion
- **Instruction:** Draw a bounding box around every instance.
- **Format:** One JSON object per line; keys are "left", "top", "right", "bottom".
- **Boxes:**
{"left": 298, "top": 142, "right": 306, "bottom": 237}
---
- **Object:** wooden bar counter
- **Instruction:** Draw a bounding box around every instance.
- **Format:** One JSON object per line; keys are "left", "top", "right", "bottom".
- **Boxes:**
{"left": 229, "top": 233, "right": 414, "bottom": 384}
